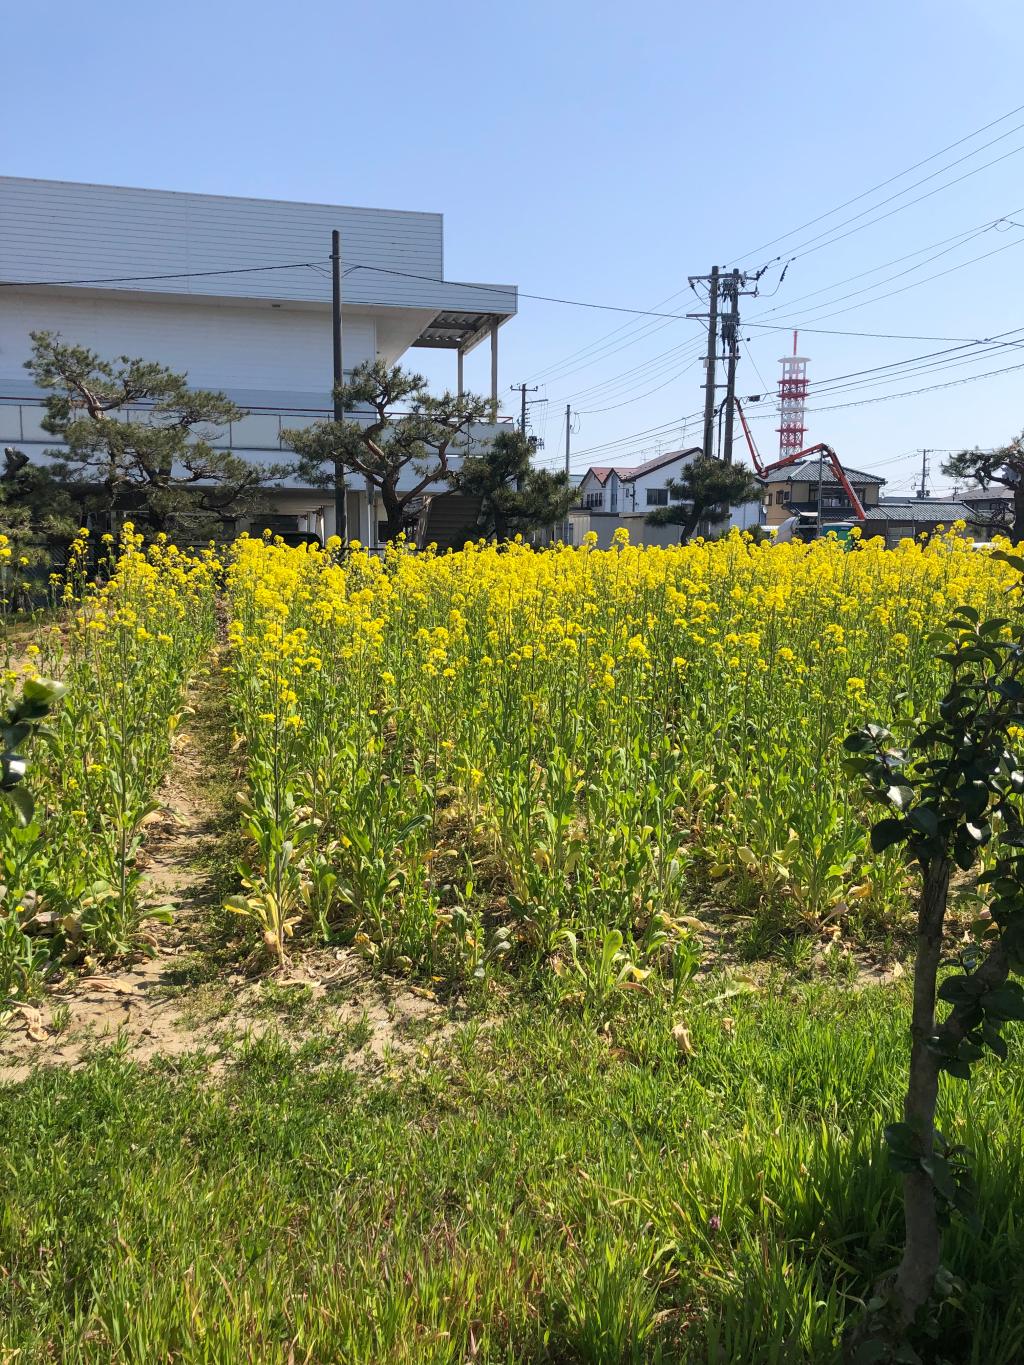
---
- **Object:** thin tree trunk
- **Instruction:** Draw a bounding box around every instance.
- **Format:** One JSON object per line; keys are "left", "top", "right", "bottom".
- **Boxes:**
{"left": 892, "top": 855, "right": 950, "bottom": 1324}
{"left": 1013, "top": 485, "right": 1024, "bottom": 544}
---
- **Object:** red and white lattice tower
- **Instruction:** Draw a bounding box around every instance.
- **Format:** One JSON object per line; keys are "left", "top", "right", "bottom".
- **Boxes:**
{"left": 776, "top": 330, "right": 809, "bottom": 457}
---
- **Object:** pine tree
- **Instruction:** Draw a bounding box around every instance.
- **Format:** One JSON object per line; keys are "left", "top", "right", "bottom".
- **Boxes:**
{"left": 453, "top": 430, "right": 577, "bottom": 540}
{"left": 644, "top": 457, "right": 762, "bottom": 543}
{"left": 27, "top": 332, "right": 281, "bottom": 535}
{"left": 285, "top": 361, "right": 494, "bottom": 542}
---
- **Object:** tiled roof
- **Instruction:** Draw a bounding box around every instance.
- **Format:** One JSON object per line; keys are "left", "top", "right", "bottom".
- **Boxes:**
{"left": 865, "top": 498, "right": 972, "bottom": 522}
{"left": 763, "top": 461, "right": 884, "bottom": 486}
{"left": 960, "top": 485, "right": 1014, "bottom": 502}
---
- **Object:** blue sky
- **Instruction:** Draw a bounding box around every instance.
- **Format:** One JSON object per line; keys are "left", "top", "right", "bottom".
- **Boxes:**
{"left": 6, "top": 0, "right": 1024, "bottom": 495}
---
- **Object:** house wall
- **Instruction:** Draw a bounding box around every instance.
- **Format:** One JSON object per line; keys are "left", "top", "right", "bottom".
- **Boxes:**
{"left": 618, "top": 456, "right": 696, "bottom": 515}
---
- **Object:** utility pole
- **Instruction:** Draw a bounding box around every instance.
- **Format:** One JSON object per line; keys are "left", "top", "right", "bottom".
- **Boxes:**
{"left": 565, "top": 404, "right": 572, "bottom": 476}
{"left": 331, "top": 229, "right": 347, "bottom": 542}
{"left": 721, "top": 269, "right": 741, "bottom": 464}
{"left": 690, "top": 266, "right": 720, "bottom": 461}
{"left": 510, "top": 383, "right": 539, "bottom": 436}
{"left": 917, "top": 449, "right": 930, "bottom": 500}
{"left": 688, "top": 265, "right": 757, "bottom": 463}
{"left": 510, "top": 384, "right": 545, "bottom": 490}
{"left": 816, "top": 448, "right": 825, "bottom": 537}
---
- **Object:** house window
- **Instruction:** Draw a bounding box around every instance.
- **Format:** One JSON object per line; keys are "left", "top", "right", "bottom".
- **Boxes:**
{"left": 670, "top": 487, "right": 685, "bottom": 501}
{"left": 610, "top": 483, "right": 619, "bottom": 512}
{"left": 583, "top": 490, "right": 604, "bottom": 510}
{"left": 776, "top": 491, "right": 787, "bottom": 505}
{"left": 646, "top": 488, "right": 669, "bottom": 506}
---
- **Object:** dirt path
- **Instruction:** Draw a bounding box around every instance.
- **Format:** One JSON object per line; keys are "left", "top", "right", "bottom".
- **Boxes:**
{"left": 0, "top": 653, "right": 448, "bottom": 1083}
{"left": 0, "top": 657, "right": 230, "bottom": 1079}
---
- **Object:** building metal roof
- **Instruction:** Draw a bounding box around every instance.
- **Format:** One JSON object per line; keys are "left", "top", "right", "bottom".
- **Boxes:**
{"left": 0, "top": 177, "right": 517, "bottom": 355}
{"left": 762, "top": 461, "right": 884, "bottom": 486}
{"left": 865, "top": 498, "right": 972, "bottom": 522}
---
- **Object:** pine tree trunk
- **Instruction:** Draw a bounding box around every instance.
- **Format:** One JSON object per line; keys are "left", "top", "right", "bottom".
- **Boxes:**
{"left": 892, "top": 855, "right": 950, "bottom": 1325}
{"left": 379, "top": 484, "right": 407, "bottom": 543}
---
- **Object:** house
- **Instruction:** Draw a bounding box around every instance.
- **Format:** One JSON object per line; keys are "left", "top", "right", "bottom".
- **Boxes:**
{"left": 762, "top": 460, "right": 885, "bottom": 528}
{"left": 0, "top": 177, "right": 517, "bottom": 545}
{"left": 959, "top": 485, "right": 1016, "bottom": 538}
{"left": 569, "top": 449, "right": 762, "bottom": 548}
{"left": 854, "top": 496, "right": 974, "bottom": 547}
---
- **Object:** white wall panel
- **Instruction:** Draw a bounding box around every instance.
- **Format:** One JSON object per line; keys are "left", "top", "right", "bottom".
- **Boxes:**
{"left": 0, "top": 290, "right": 376, "bottom": 405}
{"left": 0, "top": 178, "right": 516, "bottom": 317}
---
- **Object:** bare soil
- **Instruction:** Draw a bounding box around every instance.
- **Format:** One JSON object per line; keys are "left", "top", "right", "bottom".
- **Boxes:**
{"left": 0, "top": 661, "right": 449, "bottom": 1085}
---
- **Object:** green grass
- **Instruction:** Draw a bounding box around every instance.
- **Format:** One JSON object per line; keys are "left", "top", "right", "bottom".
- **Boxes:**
{"left": 1, "top": 980, "right": 1022, "bottom": 1363}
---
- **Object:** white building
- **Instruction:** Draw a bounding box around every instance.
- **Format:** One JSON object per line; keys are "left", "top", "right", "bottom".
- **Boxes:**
{"left": 570, "top": 449, "right": 762, "bottom": 547}
{"left": 0, "top": 177, "right": 517, "bottom": 544}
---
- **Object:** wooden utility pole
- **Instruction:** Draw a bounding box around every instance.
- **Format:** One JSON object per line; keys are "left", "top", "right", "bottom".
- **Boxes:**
{"left": 510, "top": 382, "right": 539, "bottom": 436}
{"left": 699, "top": 267, "right": 719, "bottom": 461}
{"left": 721, "top": 269, "right": 742, "bottom": 465}
{"left": 565, "top": 404, "right": 572, "bottom": 475}
{"left": 331, "top": 229, "right": 347, "bottom": 542}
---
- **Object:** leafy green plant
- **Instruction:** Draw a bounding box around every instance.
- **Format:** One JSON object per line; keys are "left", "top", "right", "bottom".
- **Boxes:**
{"left": 551, "top": 927, "right": 651, "bottom": 1022}
{"left": 843, "top": 567, "right": 1024, "bottom": 1350}
{"left": 0, "top": 676, "right": 66, "bottom": 1000}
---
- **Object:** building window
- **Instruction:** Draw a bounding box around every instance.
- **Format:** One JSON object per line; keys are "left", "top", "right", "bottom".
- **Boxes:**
{"left": 776, "top": 491, "right": 787, "bottom": 505}
{"left": 583, "top": 490, "right": 604, "bottom": 510}
{"left": 646, "top": 488, "right": 669, "bottom": 506}
{"left": 610, "top": 483, "right": 619, "bottom": 512}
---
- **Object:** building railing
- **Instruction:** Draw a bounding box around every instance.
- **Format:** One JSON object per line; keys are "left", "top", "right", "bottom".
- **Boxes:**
{"left": 0, "top": 398, "right": 514, "bottom": 455}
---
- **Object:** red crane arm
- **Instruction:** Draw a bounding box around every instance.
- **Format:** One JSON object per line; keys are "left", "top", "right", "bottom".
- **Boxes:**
{"left": 732, "top": 397, "right": 764, "bottom": 475}
{"left": 760, "top": 443, "right": 866, "bottom": 521}
{"left": 728, "top": 399, "right": 866, "bottom": 521}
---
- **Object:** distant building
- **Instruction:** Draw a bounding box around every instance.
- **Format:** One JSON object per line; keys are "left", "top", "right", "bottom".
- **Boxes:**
{"left": 959, "top": 485, "right": 1015, "bottom": 538}
{"left": 855, "top": 496, "right": 973, "bottom": 547}
{"left": 762, "top": 460, "right": 885, "bottom": 528}
{"left": 570, "top": 449, "right": 761, "bottom": 548}
{"left": 0, "top": 177, "right": 518, "bottom": 544}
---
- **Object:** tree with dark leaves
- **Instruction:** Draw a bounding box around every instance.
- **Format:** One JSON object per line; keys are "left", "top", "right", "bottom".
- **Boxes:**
{"left": 285, "top": 361, "right": 494, "bottom": 543}
{"left": 644, "top": 457, "right": 762, "bottom": 543}
{"left": 27, "top": 332, "right": 282, "bottom": 535}
{"left": 944, "top": 432, "right": 1024, "bottom": 541}
{"left": 453, "top": 430, "right": 576, "bottom": 541}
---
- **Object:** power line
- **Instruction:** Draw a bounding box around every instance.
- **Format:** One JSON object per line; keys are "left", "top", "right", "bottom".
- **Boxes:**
{"left": 534, "top": 107, "right": 1024, "bottom": 392}
{"left": 576, "top": 357, "right": 703, "bottom": 414}
{"left": 754, "top": 229, "right": 1024, "bottom": 330}
{"left": 743, "top": 357, "right": 1024, "bottom": 418}
{"left": 0, "top": 258, "right": 334, "bottom": 287}
{"left": 748, "top": 210, "right": 1024, "bottom": 322}
{"left": 726, "top": 100, "right": 1024, "bottom": 266}
{"left": 568, "top": 351, "right": 1024, "bottom": 471}
{"left": 760, "top": 136, "right": 1024, "bottom": 270}
{"left": 549, "top": 214, "right": 1024, "bottom": 413}
{"left": 4, "top": 253, "right": 1001, "bottom": 347}
{"left": 800, "top": 326, "right": 1024, "bottom": 391}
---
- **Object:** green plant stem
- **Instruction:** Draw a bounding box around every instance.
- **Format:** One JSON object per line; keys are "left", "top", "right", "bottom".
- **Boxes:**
{"left": 894, "top": 854, "right": 949, "bottom": 1325}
